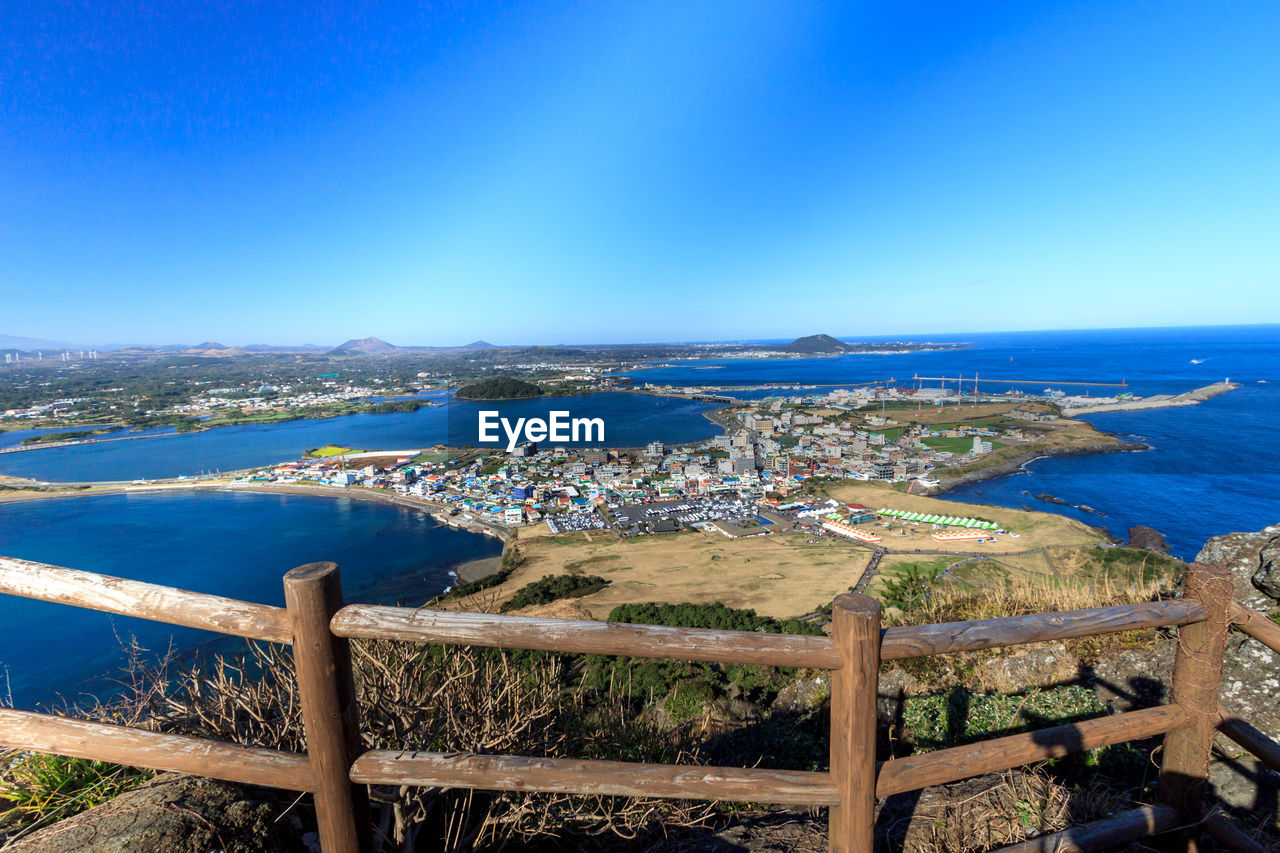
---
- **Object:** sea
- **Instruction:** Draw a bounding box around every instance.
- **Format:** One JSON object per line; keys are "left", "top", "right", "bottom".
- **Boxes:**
{"left": 0, "top": 391, "right": 720, "bottom": 482}
{"left": 0, "top": 491, "right": 501, "bottom": 709}
{"left": 1, "top": 324, "right": 1277, "bottom": 707}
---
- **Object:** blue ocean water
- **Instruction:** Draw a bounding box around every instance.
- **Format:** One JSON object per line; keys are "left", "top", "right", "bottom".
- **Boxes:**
{"left": 0, "top": 392, "right": 719, "bottom": 482}
{"left": 626, "top": 326, "right": 1280, "bottom": 559}
{"left": 0, "top": 491, "right": 501, "bottom": 709}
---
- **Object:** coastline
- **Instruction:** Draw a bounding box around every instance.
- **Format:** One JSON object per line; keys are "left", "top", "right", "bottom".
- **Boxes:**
{"left": 0, "top": 478, "right": 514, "bottom": 556}
{"left": 923, "top": 438, "right": 1146, "bottom": 496}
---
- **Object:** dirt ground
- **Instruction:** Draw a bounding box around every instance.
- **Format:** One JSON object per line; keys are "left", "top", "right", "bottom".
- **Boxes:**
{"left": 495, "top": 527, "right": 873, "bottom": 619}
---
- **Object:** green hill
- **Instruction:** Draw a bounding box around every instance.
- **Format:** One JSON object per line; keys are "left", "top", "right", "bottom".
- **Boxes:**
{"left": 782, "top": 333, "right": 855, "bottom": 353}
{"left": 455, "top": 376, "right": 544, "bottom": 400}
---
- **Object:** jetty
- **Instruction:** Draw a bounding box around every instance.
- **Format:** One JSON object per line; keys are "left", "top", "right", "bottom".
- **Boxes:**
{"left": 1062, "top": 381, "right": 1237, "bottom": 415}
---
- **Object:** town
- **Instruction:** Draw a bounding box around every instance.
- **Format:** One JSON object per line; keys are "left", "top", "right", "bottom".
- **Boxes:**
{"left": 236, "top": 390, "right": 1067, "bottom": 546}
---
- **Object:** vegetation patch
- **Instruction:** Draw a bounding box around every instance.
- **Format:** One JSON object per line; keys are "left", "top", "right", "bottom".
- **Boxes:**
{"left": 900, "top": 685, "right": 1107, "bottom": 753}
{"left": 501, "top": 574, "right": 609, "bottom": 612}
{"left": 19, "top": 430, "right": 103, "bottom": 445}
{"left": 455, "top": 376, "right": 543, "bottom": 400}
{"left": 1078, "top": 546, "right": 1183, "bottom": 585}
{"left": 0, "top": 753, "right": 153, "bottom": 838}
{"left": 304, "top": 444, "right": 355, "bottom": 458}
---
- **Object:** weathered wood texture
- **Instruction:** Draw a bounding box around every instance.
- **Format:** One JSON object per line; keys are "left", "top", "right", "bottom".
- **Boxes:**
{"left": 0, "top": 708, "right": 314, "bottom": 791}
{"left": 1160, "top": 562, "right": 1234, "bottom": 822}
{"left": 1201, "top": 811, "right": 1270, "bottom": 853}
{"left": 332, "top": 604, "right": 842, "bottom": 669}
{"left": 1231, "top": 600, "right": 1280, "bottom": 655}
{"left": 1218, "top": 713, "right": 1280, "bottom": 773}
{"left": 880, "top": 599, "right": 1206, "bottom": 661}
{"left": 349, "top": 751, "right": 838, "bottom": 805}
{"left": 0, "top": 554, "right": 291, "bottom": 644}
{"left": 991, "top": 804, "right": 1182, "bottom": 853}
{"left": 828, "top": 594, "right": 880, "bottom": 853}
{"left": 285, "top": 563, "right": 372, "bottom": 853}
{"left": 875, "top": 705, "right": 1187, "bottom": 798}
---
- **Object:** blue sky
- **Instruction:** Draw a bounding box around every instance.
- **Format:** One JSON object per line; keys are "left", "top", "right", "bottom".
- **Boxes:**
{"left": 2, "top": 1, "right": 1278, "bottom": 346}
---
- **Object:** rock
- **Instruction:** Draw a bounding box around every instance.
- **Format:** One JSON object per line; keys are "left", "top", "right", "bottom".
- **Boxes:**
{"left": 978, "top": 642, "right": 1078, "bottom": 693}
{"left": 771, "top": 671, "right": 831, "bottom": 713}
{"left": 1196, "top": 523, "right": 1280, "bottom": 610}
{"left": 5, "top": 773, "right": 309, "bottom": 853}
{"left": 1089, "top": 631, "right": 1279, "bottom": 740}
{"left": 1088, "top": 640, "right": 1175, "bottom": 712}
{"left": 1127, "top": 525, "right": 1171, "bottom": 555}
{"left": 1254, "top": 535, "right": 1280, "bottom": 600}
{"left": 874, "top": 667, "right": 923, "bottom": 725}
{"left": 1219, "top": 632, "right": 1280, "bottom": 741}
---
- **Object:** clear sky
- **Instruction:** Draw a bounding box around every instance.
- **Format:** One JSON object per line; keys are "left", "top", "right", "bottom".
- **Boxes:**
{"left": 2, "top": 1, "right": 1278, "bottom": 346}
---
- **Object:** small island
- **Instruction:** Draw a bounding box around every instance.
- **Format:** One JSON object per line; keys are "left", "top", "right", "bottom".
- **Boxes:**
{"left": 782, "top": 333, "right": 860, "bottom": 353}
{"left": 455, "top": 376, "right": 544, "bottom": 400}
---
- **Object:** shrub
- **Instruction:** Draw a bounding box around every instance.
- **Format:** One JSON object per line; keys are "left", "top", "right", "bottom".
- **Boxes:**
{"left": 501, "top": 574, "right": 608, "bottom": 612}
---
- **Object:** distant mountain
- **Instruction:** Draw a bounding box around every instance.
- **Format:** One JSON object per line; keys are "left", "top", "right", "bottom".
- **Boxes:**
{"left": 192, "top": 341, "right": 228, "bottom": 350}
{"left": 241, "top": 343, "right": 331, "bottom": 352}
{"left": 0, "top": 334, "right": 72, "bottom": 352}
{"left": 328, "top": 336, "right": 399, "bottom": 356}
{"left": 782, "top": 334, "right": 857, "bottom": 354}
{"left": 461, "top": 340, "right": 499, "bottom": 350}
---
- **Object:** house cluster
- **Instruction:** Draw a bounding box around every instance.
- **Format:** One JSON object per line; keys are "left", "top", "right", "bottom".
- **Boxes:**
{"left": 725, "top": 397, "right": 1035, "bottom": 488}
{"left": 1, "top": 398, "right": 84, "bottom": 419}
{"left": 174, "top": 381, "right": 384, "bottom": 415}
{"left": 233, "top": 395, "right": 1038, "bottom": 543}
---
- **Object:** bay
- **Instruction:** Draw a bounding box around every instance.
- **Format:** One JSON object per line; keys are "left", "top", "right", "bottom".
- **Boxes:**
{"left": 0, "top": 490, "right": 500, "bottom": 709}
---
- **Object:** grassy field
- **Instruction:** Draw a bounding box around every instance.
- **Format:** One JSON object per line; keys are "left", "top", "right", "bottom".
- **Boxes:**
{"left": 486, "top": 527, "right": 873, "bottom": 619}
{"left": 921, "top": 435, "right": 1005, "bottom": 454}
{"left": 821, "top": 480, "right": 1106, "bottom": 553}
{"left": 304, "top": 445, "right": 355, "bottom": 458}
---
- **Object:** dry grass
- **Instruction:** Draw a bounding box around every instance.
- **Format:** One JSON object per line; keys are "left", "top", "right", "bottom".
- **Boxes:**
{"left": 878, "top": 766, "right": 1136, "bottom": 853}
{"left": 896, "top": 571, "right": 1170, "bottom": 628}
{"left": 70, "top": 639, "right": 718, "bottom": 852}
{"left": 879, "top": 569, "right": 1175, "bottom": 694}
{"left": 488, "top": 529, "right": 872, "bottom": 619}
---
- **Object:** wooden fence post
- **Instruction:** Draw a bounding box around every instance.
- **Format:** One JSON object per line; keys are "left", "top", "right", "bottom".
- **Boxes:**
{"left": 285, "top": 562, "right": 371, "bottom": 853}
{"left": 829, "top": 593, "right": 881, "bottom": 853}
{"left": 1159, "top": 561, "right": 1233, "bottom": 838}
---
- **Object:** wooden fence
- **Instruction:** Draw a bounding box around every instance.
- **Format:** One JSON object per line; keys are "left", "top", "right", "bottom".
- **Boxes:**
{"left": 2, "top": 554, "right": 1279, "bottom": 852}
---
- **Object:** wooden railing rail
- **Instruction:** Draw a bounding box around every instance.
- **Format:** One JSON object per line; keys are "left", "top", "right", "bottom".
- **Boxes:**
{"left": 874, "top": 705, "right": 1187, "bottom": 798}
{"left": 0, "top": 554, "right": 292, "bottom": 644}
{"left": 0, "top": 708, "right": 315, "bottom": 791}
{"left": 991, "top": 804, "right": 1183, "bottom": 853}
{"left": 879, "top": 599, "right": 1205, "bottom": 660}
{"left": 331, "top": 604, "right": 842, "bottom": 668}
{"left": 1230, "top": 599, "right": 1280, "bottom": 654}
{"left": 1217, "top": 712, "right": 1280, "bottom": 773}
{"left": 0, "top": 555, "right": 1272, "bottom": 853}
{"left": 350, "top": 751, "right": 838, "bottom": 805}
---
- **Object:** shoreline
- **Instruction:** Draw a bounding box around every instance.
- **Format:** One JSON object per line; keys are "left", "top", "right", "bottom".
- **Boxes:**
{"left": 0, "top": 478, "right": 514, "bottom": 560}
{"left": 923, "top": 438, "right": 1146, "bottom": 496}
